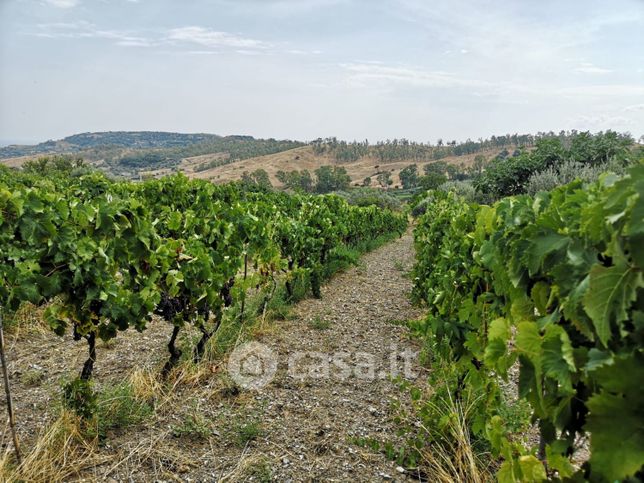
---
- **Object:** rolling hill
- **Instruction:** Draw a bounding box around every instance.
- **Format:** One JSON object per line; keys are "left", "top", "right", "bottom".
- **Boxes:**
{"left": 0, "top": 131, "right": 304, "bottom": 179}
{"left": 0, "top": 131, "right": 512, "bottom": 186}
{"left": 187, "top": 145, "right": 503, "bottom": 188}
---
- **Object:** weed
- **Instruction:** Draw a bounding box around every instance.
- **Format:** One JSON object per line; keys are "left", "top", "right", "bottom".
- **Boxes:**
{"left": 172, "top": 409, "right": 213, "bottom": 440}
{"left": 375, "top": 350, "right": 496, "bottom": 482}
{"left": 20, "top": 368, "right": 45, "bottom": 386}
{"left": 99, "top": 338, "right": 116, "bottom": 349}
{"left": 386, "top": 319, "right": 409, "bottom": 327}
{"left": 497, "top": 396, "right": 531, "bottom": 435}
{"left": 96, "top": 381, "right": 154, "bottom": 437}
{"left": 62, "top": 378, "right": 97, "bottom": 420}
{"left": 228, "top": 412, "right": 263, "bottom": 447}
{"left": 309, "top": 315, "right": 330, "bottom": 330}
{"left": 215, "top": 372, "right": 241, "bottom": 399}
{"left": 243, "top": 458, "right": 273, "bottom": 482}
{"left": 264, "top": 292, "right": 292, "bottom": 321}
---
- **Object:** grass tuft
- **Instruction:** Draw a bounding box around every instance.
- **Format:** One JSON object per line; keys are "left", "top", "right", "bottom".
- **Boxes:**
{"left": 309, "top": 315, "right": 331, "bottom": 330}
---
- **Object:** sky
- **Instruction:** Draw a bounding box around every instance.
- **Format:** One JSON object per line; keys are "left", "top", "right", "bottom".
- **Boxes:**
{"left": 1, "top": 0, "right": 643, "bottom": 145}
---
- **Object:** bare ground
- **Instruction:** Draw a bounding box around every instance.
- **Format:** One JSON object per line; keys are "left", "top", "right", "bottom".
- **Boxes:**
{"left": 1, "top": 232, "right": 426, "bottom": 482}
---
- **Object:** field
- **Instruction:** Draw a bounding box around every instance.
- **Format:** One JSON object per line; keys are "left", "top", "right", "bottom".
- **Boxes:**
{"left": 1, "top": 131, "right": 642, "bottom": 482}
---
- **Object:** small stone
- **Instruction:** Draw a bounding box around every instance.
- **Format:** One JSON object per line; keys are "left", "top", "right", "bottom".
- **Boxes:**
{"left": 396, "top": 466, "right": 405, "bottom": 473}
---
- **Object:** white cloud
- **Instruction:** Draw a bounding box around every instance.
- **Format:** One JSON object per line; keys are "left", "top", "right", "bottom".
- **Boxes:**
{"left": 43, "top": 0, "right": 80, "bottom": 8}
{"left": 166, "top": 26, "right": 270, "bottom": 50}
{"left": 341, "top": 62, "right": 489, "bottom": 90}
{"left": 32, "top": 22, "right": 152, "bottom": 46}
{"left": 390, "top": 0, "right": 643, "bottom": 69}
{"left": 557, "top": 84, "right": 644, "bottom": 98}
{"left": 340, "top": 61, "right": 644, "bottom": 112}
{"left": 214, "top": 0, "right": 349, "bottom": 16}
{"left": 569, "top": 114, "right": 634, "bottom": 129}
{"left": 623, "top": 103, "right": 644, "bottom": 112}
{"left": 575, "top": 62, "right": 612, "bottom": 74}
{"left": 29, "top": 23, "right": 271, "bottom": 53}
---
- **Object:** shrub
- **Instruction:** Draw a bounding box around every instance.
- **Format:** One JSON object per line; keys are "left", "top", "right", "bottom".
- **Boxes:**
{"left": 525, "top": 158, "right": 631, "bottom": 196}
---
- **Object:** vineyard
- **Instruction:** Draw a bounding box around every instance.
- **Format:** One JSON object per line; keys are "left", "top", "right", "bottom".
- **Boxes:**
{"left": 411, "top": 164, "right": 644, "bottom": 481}
{"left": 0, "top": 145, "right": 643, "bottom": 481}
{"left": 0, "top": 166, "right": 407, "bottom": 381}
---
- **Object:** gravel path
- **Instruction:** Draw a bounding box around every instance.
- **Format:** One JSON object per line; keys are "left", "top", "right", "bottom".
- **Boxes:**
{"left": 236, "top": 231, "right": 426, "bottom": 481}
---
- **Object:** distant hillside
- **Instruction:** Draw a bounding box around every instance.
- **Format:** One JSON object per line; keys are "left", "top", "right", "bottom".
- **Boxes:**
{"left": 0, "top": 131, "right": 221, "bottom": 158}
{"left": 3, "top": 130, "right": 592, "bottom": 184}
{"left": 189, "top": 145, "right": 506, "bottom": 189}
{"left": 0, "top": 131, "right": 304, "bottom": 179}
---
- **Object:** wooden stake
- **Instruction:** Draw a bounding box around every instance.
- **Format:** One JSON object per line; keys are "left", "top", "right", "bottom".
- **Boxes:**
{"left": 0, "top": 311, "right": 22, "bottom": 465}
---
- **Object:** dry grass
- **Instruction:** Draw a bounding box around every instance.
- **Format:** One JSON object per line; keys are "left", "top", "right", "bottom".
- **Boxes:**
{"left": 415, "top": 390, "right": 495, "bottom": 483}
{"left": 4, "top": 303, "right": 50, "bottom": 338}
{"left": 0, "top": 412, "right": 106, "bottom": 482}
{"left": 219, "top": 451, "right": 273, "bottom": 482}
{"left": 129, "top": 367, "right": 165, "bottom": 402}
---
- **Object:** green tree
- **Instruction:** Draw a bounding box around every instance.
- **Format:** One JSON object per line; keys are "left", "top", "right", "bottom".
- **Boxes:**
{"left": 314, "top": 165, "right": 351, "bottom": 193}
{"left": 276, "top": 170, "right": 288, "bottom": 184}
{"left": 23, "top": 155, "right": 87, "bottom": 175}
{"left": 472, "top": 154, "right": 487, "bottom": 176}
{"left": 241, "top": 169, "right": 272, "bottom": 190}
{"left": 418, "top": 172, "right": 447, "bottom": 190}
{"left": 399, "top": 164, "right": 419, "bottom": 189}
{"left": 298, "top": 169, "right": 313, "bottom": 192}
{"left": 376, "top": 171, "right": 393, "bottom": 189}
{"left": 423, "top": 161, "right": 448, "bottom": 176}
{"left": 363, "top": 176, "right": 372, "bottom": 187}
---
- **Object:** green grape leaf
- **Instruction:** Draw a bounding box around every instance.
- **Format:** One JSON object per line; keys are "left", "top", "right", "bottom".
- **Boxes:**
{"left": 583, "top": 261, "right": 642, "bottom": 346}
{"left": 585, "top": 354, "right": 644, "bottom": 481}
{"left": 517, "top": 455, "right": 547, "bottom": 482}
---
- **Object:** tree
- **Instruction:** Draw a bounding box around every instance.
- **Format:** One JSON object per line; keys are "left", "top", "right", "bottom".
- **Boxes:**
{"left": 241, "top": 169, "right": 272, "bottom": 191}
{"left": 314, "top": 165, "right": 351, "bottom": 193}
{"left": 399, "top": 164, "right": 419, "bottom": 189}
{"left": 418, "top": 172, "right": 447, "bottom": 191}
{"left": 472, "top": 155, "right": 487, "bottom": 176}
{"left": 299, "top": 169, "right": 313, "bottom": 192}
{"left": 424, "top": 161, "right": 448, "bottom": 176}
{"left": 363, "top": 176, "right": 372, "bottom": 187}
{"left": 276, "top": 170, "right": 288, "bottom": 184}
{"left": 446, "top": 165, "right": 459, "bottom": 180}
{"left": 23, "top": 155, "right": 87, "bottom": 175}
{"left": 276, "top": 169, "right": 314, "bottom": 192}
{"left": 376, "top": 171, "right": 393, "bottom": 189}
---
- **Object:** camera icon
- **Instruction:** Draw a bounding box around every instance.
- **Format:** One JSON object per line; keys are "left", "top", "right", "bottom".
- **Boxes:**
{"left": 227, "top": 342, "right": 278, "bottom": 390}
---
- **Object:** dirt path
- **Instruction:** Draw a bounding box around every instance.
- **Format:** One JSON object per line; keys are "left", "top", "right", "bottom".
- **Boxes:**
{"left": 231, "top": 231, "right": 426, "bottom": 481}
{"left": 1, "top": 232, "right": 426, "bottom": 482}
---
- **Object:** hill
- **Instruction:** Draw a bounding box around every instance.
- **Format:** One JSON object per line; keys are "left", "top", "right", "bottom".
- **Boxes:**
{"left": 0, "top": 131, "right": 221, "bottom": 158}
{"left": 0, "top": 132, "right": 304, "bottom": 179}
{"left": 188, "top": 145, "right": 504, "bottom": 189}
{"left": 3, "top": 131, "right": 550, "bottom": 185}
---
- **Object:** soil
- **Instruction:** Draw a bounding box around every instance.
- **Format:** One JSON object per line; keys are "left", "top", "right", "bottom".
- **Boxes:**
{"left": 1, "top": 232, "right": 427, "bottom": 482}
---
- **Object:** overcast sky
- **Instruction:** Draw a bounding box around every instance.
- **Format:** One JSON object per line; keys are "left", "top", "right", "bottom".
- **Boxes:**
{"left": 1, "top": 0, "right": 643, "bottom": 145}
